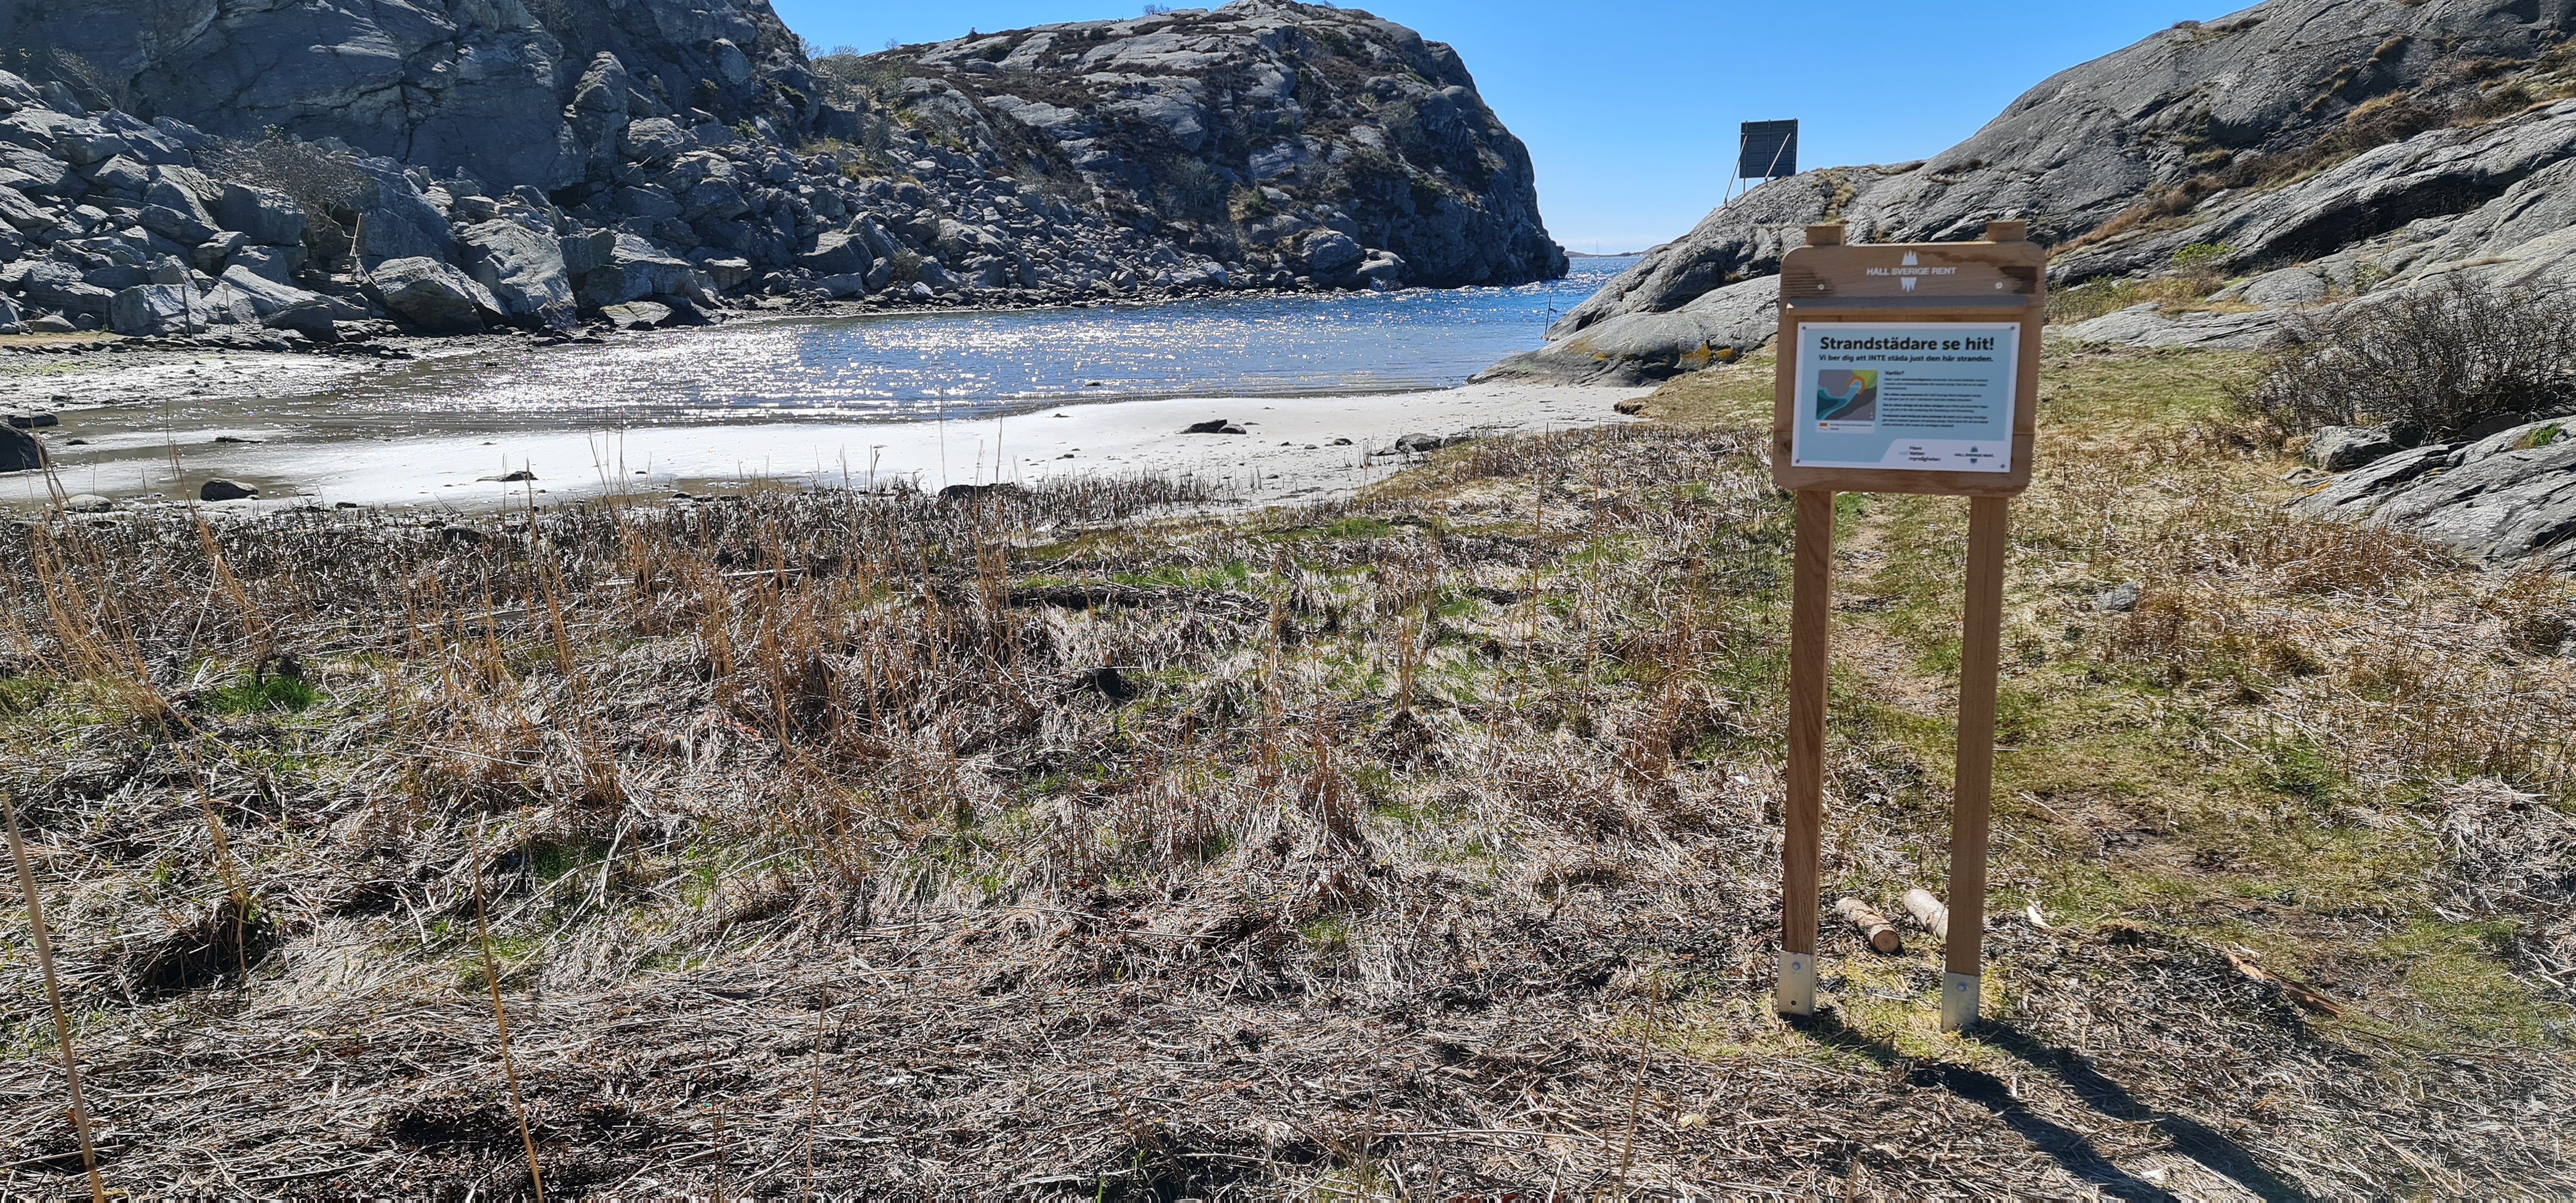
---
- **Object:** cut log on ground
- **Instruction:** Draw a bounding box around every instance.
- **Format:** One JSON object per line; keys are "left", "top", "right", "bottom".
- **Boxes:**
{"left": 1835, "top": 897, "right": 1903, "bottom": 954}
{"left": 1903, "top": 887, "right": 1950, "bottom": 942}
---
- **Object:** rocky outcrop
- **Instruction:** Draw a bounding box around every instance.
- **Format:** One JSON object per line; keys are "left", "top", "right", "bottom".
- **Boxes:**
{"left": 1475, "top": 276, "right": 1774, "bottom": 384}
{"left": 0, "top": 1, "right": 1559, "bottom": 343}
{"left": 856, "top": 1, "right": 1566, "bottom": 289}
{"left": 2293, "top": 419, "right": 2576, "bottom": 570}
{"left": 1508, "top": 0, "right": 2576, "bottom": 383}
{"left": 0, "top": 0, "right": 808, "bottom": 193}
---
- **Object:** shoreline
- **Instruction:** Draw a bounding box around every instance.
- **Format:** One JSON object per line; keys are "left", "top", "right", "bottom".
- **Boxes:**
{"left": 6, "top": 379, "right": 1649, "bottom": 512}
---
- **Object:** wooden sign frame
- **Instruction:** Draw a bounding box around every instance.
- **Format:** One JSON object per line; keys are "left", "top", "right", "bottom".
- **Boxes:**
{"left": 1770, "top": 221, "right": 2043, "bottom": 1032}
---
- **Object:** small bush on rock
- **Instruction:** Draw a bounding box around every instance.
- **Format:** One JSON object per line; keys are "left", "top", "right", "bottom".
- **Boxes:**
{"left": 199, "top": 135, "right": 375, "bottom": 236}
{"left": 2235, "top": 278, "right": 2576, "bottom": 440}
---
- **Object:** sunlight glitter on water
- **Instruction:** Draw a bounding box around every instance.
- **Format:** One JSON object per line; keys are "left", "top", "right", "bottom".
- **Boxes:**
{"left": 323, "top": 258, "right": 1636, "bottom": 426}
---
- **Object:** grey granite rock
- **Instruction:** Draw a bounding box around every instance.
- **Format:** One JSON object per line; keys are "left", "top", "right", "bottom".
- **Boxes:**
{"left": 370, "top": 256, "right": 497, "bottom": 333}
{"left": 2054, "top": 304, "right": 2286, "bottom": 351}
{"left": 2306, "top": 425, "right": 2402, "bottom": 471}
{"left": 574, "top": 234, "right": 700, "bottom": 307}
{"left": 0, "top": 424, "right": 44, "bottom": 472}
{"left": 1477, "top": 275, "right": 1777, "bottom": 385}
{"left": 110, "top": 281, "right": 207, "bottom": 336}
{"left": 1539, "top": 0, "right": 2576, "bottom": 368}
{"left": 229, "top": 245, "right": 304, "bottom": 286}
{"left": 217, "top": 184, "right": 305, "bottom": 248}
{"left": 457, "top": 219, "right": 574, "bottom": 321}
{"left": 12, "top": 260, "right": 116, "bottom": 317}
{"left": 2292, "top": 419, "right": 2576, "bottom": 569}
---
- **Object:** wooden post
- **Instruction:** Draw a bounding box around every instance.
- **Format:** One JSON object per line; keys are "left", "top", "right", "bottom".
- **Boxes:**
{"left": 1942, "top": 495, "right": 2011, "bottom": 1030}
{"left": 1767, "top": 219, "right": 2039, "bottom": 1028}
{"left": 1777, "top": 488, "right": 1833, "bottom": 1016}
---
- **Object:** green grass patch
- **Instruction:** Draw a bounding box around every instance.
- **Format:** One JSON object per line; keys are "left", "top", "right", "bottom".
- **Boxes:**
{"left": 205, "top": 674, "right": 322, "bottom": 715}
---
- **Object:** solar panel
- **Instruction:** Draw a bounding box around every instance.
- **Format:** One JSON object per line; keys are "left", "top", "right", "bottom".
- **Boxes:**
{"left": 1739, "top": 120, "right": 1799, "bottom": 179}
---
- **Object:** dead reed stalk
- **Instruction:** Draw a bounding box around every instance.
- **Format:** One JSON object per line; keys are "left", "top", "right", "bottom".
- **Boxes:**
{"left": 469, "top": 819, "right": 547, "bottom": 1202}
{"left": 3, "top": 789, "right": 105, "bottom": 1202}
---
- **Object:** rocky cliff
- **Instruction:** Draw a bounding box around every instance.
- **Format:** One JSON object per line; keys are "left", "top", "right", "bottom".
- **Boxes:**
{"left": 0, "top": 0, "right": 1562, "bottom": 344}
{"left": 1484, "top": 0, "right": 2576, "bottom": 384}
{"left": 842, "top": 3, "right": 1564, "bottom": 289}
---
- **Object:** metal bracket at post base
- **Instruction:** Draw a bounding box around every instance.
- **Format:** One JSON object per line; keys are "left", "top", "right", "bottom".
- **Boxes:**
{"left": 1940, "top": 971, "right": 1980, "bottom": 1031}
{"left": 1775, "top": 951, "right": 1817, "bottom": 1017}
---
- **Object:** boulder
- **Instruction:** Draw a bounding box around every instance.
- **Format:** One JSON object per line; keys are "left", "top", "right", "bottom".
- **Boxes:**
{"left": 615, "top": 185, "right": 682, "bottom": 221}
{"left": 193, "top": 230, "right": 246, "bottom": 274}
{"left": 1356, "top": 251, "right": 1404, "bottom": 290}
{"left": 561, "top": 229, "right": 618, "bottom": 274}
{"left": 600, "top": 301, "right": 672, "bottom": 329}
{"left": 61, "top": 493, "right": 112, "bottom": 513}
{"left": 12, "top": 260, "right": 117, "bottom": 317}
{"left": 2291, "top": 419, "right": 2576, "bottom": 570}
{"left": 56, "top": 131, "right": 134, "bottom": 167}
{"left": 1394, "top": 432, "right": 1464, "bottom": 453}
{"left": 457, "top": 219, "right": 573, "bottom": 321}
{"left": 138, "top": 203, "right": 219, "bottom": 245}
{"left": 110, "top": 283, "right": 208, "bottom": 336}
{"left": 228, "top": 245, "right": 305, "bottom": 285}
{"left": 369, "top": 256, "right": 497, "bottom": 333}
{"left": 800, "top": 230, "right": 870, "bottom": 276}
{"left": 2094, "top": 582, "right": 2143, "bottom": 614}
{"left": 216, "top": 183, "right": 306, "bottom": 247}
{"left": 2305, "top": 425, "right": 2403, "bottom": 472}
{"left": 573, "top": 234, "right": 699, "bottom": 308}
{"left": 570, "top": 52, "right": 632, "bottom": 158}
{"left": 621, "top": 118, "right": 690, "bottom": 167}
{"left": 1182, "top": 419, "right": 1240, "bottom": 435}
{"left": 694, "top": 256, "right": 754, "bottom": 290}
{"left": 0, "top": 184, "right": 57, "bottom": 233}
{"left": 198, "top": 281, "right": 261, "bottom": 327}
{"left": 352, "top": 164, "right": 459, "bottom": 264}
{"left": 82, "top": 155, "right": 151, "bottom": 198}
{"left": 0, "top": 424, "right": 43, "bottom": 471}
{"left": 0, "top": 294, "right": 21, "bottom": 334}
{"left": 1300, "top": 230, "right": 1363, "bottom": 275}
{"left": 216, "top": 265, "right": 361, "bottom": 334}
{"left": 84, "top": 265, "right": 149, "bottom": 293}
{"left": 27, "top": 314, "right": 76, "bottom": 334}
{"left": 198, "top": 478, "right": 258, "bottom": 502}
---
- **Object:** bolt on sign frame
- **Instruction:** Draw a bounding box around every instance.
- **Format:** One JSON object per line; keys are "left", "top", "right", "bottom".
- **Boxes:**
{"left": 1770, "top": 221, "right": 2043, "bottom": 1031}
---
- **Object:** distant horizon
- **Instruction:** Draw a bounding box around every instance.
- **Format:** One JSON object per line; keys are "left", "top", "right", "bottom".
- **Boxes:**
{"left": 772, "top": 1, "right": 2245, "bottom": 251}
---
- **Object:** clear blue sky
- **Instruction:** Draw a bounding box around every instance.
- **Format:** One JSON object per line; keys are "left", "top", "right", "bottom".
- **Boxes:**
{"left": 770, "top": 1, "right": 2250, "bottom": 252}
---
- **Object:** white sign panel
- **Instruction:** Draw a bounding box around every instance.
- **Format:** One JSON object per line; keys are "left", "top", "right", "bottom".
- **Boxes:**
{"left": 1790, "top": 321, "right": 2019, "bottom": 473}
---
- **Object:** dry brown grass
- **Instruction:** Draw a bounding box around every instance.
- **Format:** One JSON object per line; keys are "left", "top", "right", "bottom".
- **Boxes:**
{"left": 0, "top": 361, "right": 2570, "bottom": 1195}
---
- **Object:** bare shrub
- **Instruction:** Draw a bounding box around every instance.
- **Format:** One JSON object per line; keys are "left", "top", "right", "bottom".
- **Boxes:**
{"left": 197, "top": 136, "right": 378, "bottom": 239}
{"left": 2236, "top": 278, "right": 2576, "bottom": 439}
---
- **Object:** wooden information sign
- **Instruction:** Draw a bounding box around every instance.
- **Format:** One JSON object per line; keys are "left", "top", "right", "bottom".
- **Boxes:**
{"left": 1771, "top": 221, "right": 2043, "bottom": 1031}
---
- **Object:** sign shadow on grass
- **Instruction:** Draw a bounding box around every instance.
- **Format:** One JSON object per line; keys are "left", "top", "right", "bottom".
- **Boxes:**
{"left": 1788, "top": 1010, "right": 2299, "bottom": 1202}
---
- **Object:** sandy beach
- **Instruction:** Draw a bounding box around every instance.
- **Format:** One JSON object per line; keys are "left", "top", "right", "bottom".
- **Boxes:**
{"left": 1, "top": 345, "right": 1645, "bottom": 508}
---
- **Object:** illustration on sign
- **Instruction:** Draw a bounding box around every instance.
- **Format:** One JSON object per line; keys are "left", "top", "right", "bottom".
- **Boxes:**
{"left": 1790, "top": 321, "right": 2018, "bottom": 473}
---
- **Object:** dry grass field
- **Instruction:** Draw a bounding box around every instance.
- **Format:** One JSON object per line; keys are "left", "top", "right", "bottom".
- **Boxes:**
{"left": 1, "top": 345, "right": 2570, "bottom": 1196}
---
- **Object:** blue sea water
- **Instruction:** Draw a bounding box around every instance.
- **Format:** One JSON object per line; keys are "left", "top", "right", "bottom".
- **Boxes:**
{"left": 362, "top": 256, "right": 1638, "bottom": 427}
